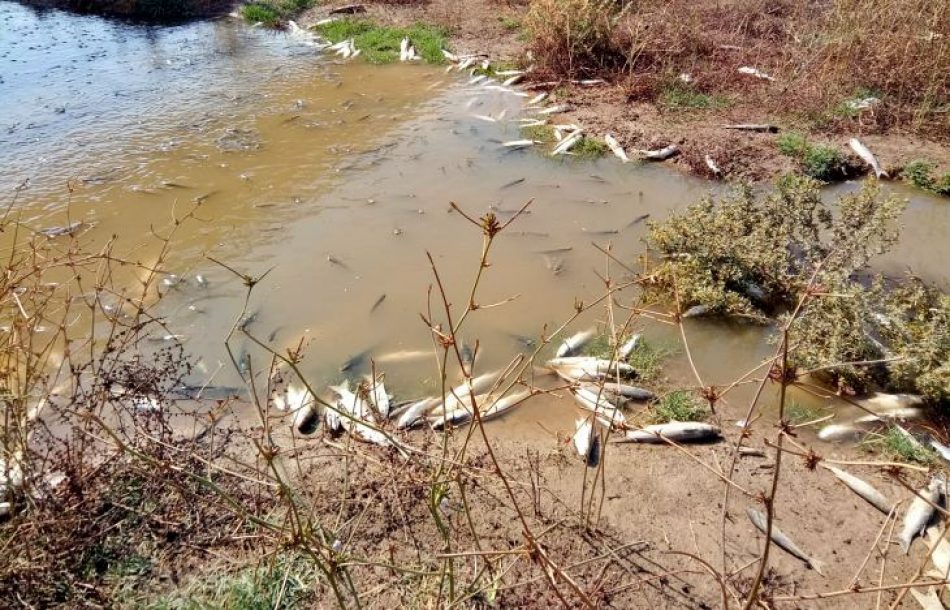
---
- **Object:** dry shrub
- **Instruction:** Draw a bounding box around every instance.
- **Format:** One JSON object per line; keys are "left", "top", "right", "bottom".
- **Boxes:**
{"left": 525, "top": 0, "right": 949, "bottom": 137}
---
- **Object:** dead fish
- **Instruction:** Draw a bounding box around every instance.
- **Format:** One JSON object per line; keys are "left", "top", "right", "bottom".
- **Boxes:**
{"left": 861, "top": 392, "right": 924, "bottom": 412}
{"left": 399, "top": 37, "right": 410, "bottom": 61}
{"left": 746, "top": 508, "right": 823, "bottom": 574}
{"left": 598, "top": 382, "right": 654, "bottom": 402}
{"left": 537, "top": 104, "right": 571, "bottom": 116}
{"left": 194, "top": 274, "right": 209, "bottom": 288}
{"left": 930, "top": 438, "right": 950, "bottom": 463}
{"left": 395, "top": 396, "right": 441, "bottom": 429}
{"left": 924, "top": 527, "right": 950, "bottom": 577}
{"left": 721, "top": 124, "right": 779, "bottom": 133}
{"left": 817, "top": 423, "right": 868, "bottom": 442}
{"left": 442, "top": 49, "right": 458, "bottom": 62}
{"left": 620, "top": 422, "right": 721, "bottom": 444}
{"left": 40, "top": 220, "right": 86, "bottom": 238}
{"left": 682, "top": 304, "right": 711, "bottom": 318}
{"left": 626, "top": 213, "right": 650, "bottom": 227}
{"left": 340, "top": 348, "right": 372, "bottom": 372}
{"left": 604, "top": 134, "right": 629, "bottom": 163}
{"left": 618, "top": 334, "right": 641, "bottom": 359}
{"left": 737, "top": 66, "right": 775, "bottom": 81}
{"left": 471, "top": 114, "right": 497, "bottom": 123}
{"left": 555, "top": 328, "right": 597, "bottom": 357}
{"left": 431, "top": 390, "right": 529, "bottom": 428}
{"left": 705, "top": 155, "right": 722, "bottom": 177}
{"left": 849, "top": 137, "right": 887, "bottom": 179}
{"left": 543, "top": 254, "right": 564, "bottom": 275}
{"left": 637, "top": 145, "right": 679, "bottom": 161}
{"left": 460, "top": 342, "right": 476, "bottom": 376}
{"left": 238, "top": 310, "right": 259, "bottom": 331}
{"left": 550, "top": 356, "right": 636, "bottom": 380}
{"left": 501, "top": 177, "right": 525, "bottom": 189}
{"left": 363, "top": 374, "right": 391, "bottom": 418}
{"left": 469, "top": 74, "right": 488, "bottom": 85}
{"left": 573, "top": 417, "right": 599, "bottom": 466}
{"left": 527, "top": 92, "right": 547, "bottom": 105}
{"left": 376, "top": 349, "right": 430, "bottom": 364}
{"left": 572, "top": 388, "right": 626, "bottom": 427}
{"left": 502, "top": 74, "right": 524, "bottom": 87}
{"left": 502, "top": 139, "right": 536, "bottom": 148}
{"left": 329, "top": 381, "right": 390, "bottom": 446}
{"left": 370, "top": 293, "right": 386, "bottom": 313}
{"left": 171, "top": 384, "right": 244, "bottom": 400}
{"left": 898, "top": 477, "right": 944, "bottom": 554}
{"left": 910, "top": 587, "right": 944, "bottom": 610}
{"left": 854, "top": 407, "right": 925, "bottom": 424}
{"left": 822, "top": 464, "right": 893, "bottom": 514}
{"left": 551, "top": 130, "right": 583, "bottom": 156}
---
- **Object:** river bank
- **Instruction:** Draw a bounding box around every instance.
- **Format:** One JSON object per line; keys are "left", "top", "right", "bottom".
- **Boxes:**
{"left": 301, "top": 0, "right": 949, "bottom": 186}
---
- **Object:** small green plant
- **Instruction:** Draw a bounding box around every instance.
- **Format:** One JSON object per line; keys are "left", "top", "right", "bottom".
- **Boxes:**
{"left": 903, "top": 159, "right": 950, "bottom": 197}
{"left": 241, "top": 3, "right": 280, "bottom": 26}
{"left": 499, "top": 16, "right": 522, "bottom": 31}
{"left": 784, "top": 401, "right": 827, "bottom": 425}
{"left": 315, "top": 19, "right": 449, "bottom": 64}
{"left": 648, "top": 391, "right": 709, "bottom": 423}
{"left": 143, "top": 555, "right": 315, "bottom": 610}
{"left": 573, "top": 136, "right": 609, "bottom": 158}
{"left": 862, "top": 427, "right": 936, "bottom": 465}
{"left": 659, "top": 86, "right": 728, "bottom": 110}
{"left": 776, "top": 132, "right": 847, "bottom": 181}
{"left": 625, "top": 339, "right": 673, "bottom": 383}
{"left": 520, "top": 124, "right": 556, "bottom": 144}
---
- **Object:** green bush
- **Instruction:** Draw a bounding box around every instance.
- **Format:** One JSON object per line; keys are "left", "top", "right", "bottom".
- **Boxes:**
{"left": 904, "top": 159, "right": 950, "bottom": 197}
{"left": 649, "top": 391, "right": 709, "bottom": 423}
{"left": 776, "top": 132, "right": 848, "bottom": 182}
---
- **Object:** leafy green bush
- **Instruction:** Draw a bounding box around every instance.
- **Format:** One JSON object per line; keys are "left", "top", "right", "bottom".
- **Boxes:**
{"left": 904, "top": 159, "right": 950, "bottom": 197}
{"left": 241, "top": 3, "right": 280, "bottom": 26}
{"left": 776, "top": 133, "right": 848, "bottom": 182}
{"left": 648, "top": 391, "right": 709, "bottom": 423}
{"left": 315, "top": 20, "right": 449, "bottom": 64}
{"left": 645, "top": 176, "right": 950, "bottom": 401}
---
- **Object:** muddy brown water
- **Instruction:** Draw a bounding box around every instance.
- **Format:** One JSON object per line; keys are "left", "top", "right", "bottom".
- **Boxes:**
{"left": 2, "top": 1, "right": 948, "bottom": 443}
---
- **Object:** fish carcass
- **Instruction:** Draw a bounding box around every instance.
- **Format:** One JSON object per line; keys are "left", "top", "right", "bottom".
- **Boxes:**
{"left": 548, "top": 356, "right": 636, "bottom": 382}
{"left": 849, "top": 138, "right": 888, "bottom": 179}
{"left": 746, "top": 508, "right": 824, "bottom": 574}
{"left": 573, "top": 417, "right": 600, "bottom": 467}
{"left": 636, "top": 145, "right": 679, "bottom": 161}
{"left": 619, "top": 421, "right": 721, "bottom": 444}
{"left": 822, "top": 465, "right": 893, "bottom": 515}
{"left": 571, "top": 387, "right": 627, "bottom": 429}
{"left": 329, "top": 381, "right": 391, "bottom": 446}
{"left": 898, "top": 476, "right": 944, "bottom": 554}
{"left": 604, "top": 134, "right": 629, "bottom": 163}
{"left": 555, "top": 328, "right": 597, "bottom": 357}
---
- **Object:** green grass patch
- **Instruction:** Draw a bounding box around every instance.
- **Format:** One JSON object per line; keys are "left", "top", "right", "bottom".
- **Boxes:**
{"left": 472, "top": 60, "right": 520, "bottom": 78}
{"left": 776, "top": 132, "right": 848, "bottom": 182}
{"left": 659, "top": 86, "right": 729, "bottom": 110}
{"left": 314, "top": 19, "right": 449, "bottom": 64}
{"left": 520, "top": 124, "right": 556, "bottom": 144}
{"left": 143, "top": 555, "right": 315, "bottom": 610}
{"left": 573, "top": 136, "right": 608, "bottom": 158}
{"left": 648, "top": 391, "right": 710, "bottom": 423}
{"left": 903, "top": 159, "right": 950, "bottom": 197}
{"left": 499, "top": 16, "right": 522, "bottom": 31}
{"left": 861, "top": 427, "right": 937, "bottom": 465}
{"left": 240, "top": 0, "right": 312, "bottom": 27}
{"left": 784, "top": 401, "right": 827, "bottom": 425}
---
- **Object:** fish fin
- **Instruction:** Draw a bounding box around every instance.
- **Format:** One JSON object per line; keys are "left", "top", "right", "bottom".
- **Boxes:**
{"left": 900, "top": 536, "right": 912, "bottom": 555}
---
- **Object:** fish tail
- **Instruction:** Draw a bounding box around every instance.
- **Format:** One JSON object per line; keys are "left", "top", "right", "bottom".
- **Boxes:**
{"left": 808, "top": 558, "right": 825, "bottom": 577}
{"left": 899, "top": 536, "right": 911, "bottom": 555}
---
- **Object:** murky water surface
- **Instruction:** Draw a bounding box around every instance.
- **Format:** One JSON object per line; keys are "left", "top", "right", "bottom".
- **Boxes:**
{"left": 2, "top": 2, "right": 947, "bottom": 437}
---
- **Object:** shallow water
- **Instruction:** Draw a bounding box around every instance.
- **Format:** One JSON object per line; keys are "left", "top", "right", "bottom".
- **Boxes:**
{"left": 2, "top": 2, "right": 947, "bottom": 439}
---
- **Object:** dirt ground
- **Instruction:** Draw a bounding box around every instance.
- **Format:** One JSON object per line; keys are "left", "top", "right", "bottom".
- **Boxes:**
{"left": 303, "top": 0, "right": 950, "bottom": 184}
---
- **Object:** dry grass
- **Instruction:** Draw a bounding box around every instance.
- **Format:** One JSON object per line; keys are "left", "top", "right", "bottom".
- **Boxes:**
{"left": 524, "top": 0, "right": 949, "bottom": 137}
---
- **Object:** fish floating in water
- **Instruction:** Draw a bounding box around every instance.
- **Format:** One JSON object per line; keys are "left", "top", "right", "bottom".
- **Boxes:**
{"left": 619, "top": 422, "right": 721, "bottom": 444}
{"left": 556, "top": 328, "right": 597, "bottom": 358}
{"left": 746, "top": 508, "right": 824, "bottom": 574}
{"left": 848, "top": 137, "right": 887, "bottom": 179}
{"left": 501, "top": 139, "right": 537, "bottom": 149}
{"left": 898, "top": 476, "right": 944, "bottom": 554}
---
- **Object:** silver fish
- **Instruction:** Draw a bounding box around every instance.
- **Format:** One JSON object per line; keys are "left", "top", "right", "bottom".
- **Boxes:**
{"left": 551, "top": 130, "right": 582, "bottom": 156}
{"left": 637, "top": 145, "right": 679, "bottom": 161}
{"left": 597, "top": 382, "right": 655, "bottom": 402}
{"left": 746, "top": 508, "right": 823, "bottom": 574}
{"left": 737, "top": 66, "right": 775, "bottom": 81}
{"left": 898, "top": 477, "right": 943, "bottom": 554}
{"left": 573, "top": 417, "right": 599, "bottom": 467}
{"left": 395, "top": 397, "right": 440, "bottom": 430}
{"left": 572, "top": 388, "right": 627, "bottom": 428}
{"left": 620, "top": 421, "right": 721, "bottom": 444}
{"left": 604, "top": 134, "right": 629, "bottom": 163}
{"left": 502, "top": 139, "right": 536, "bottom": 148}
{"left": 909, "top": 587, "right": 944, "bottom": 610}
{"left": 930, "top": 438, "right": 950, "bottom": 463}
{"left": 925, "top": 527, "right": 950, "bottom": 577}
{"left": 854, "top": 407, "right": 924, "bottom": 424}
{"left": 555, "top": 329, "right": 597, "bottom": 357}
{"left": 618, "top": 334, "right": 641, "bottom": 359}
{"left": 537, "top": 104, "right": 571, "bottom": 116}
{"left": 822, "top": 465, "right": 893, "bottom": 514}
{"left": 817, "top": 423, "right": 868, "bottom": 442}
{"left": 363, "top": 374, "right": 391, "bottom": 418}
{"left": 849, "top": 138, "right": 887, "bottom": 179}
{"left": 704, "top": 154, "right": 722, "bottom": 177}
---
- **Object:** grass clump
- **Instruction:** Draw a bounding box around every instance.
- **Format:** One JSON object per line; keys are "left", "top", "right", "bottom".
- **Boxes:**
{"left": 785, "top": 401, "right": 827, "bottom": 425}
{"left": 520, "top": 124, "right": 556, "bottom": 144}
{"left": 776, "top": 132, "right": 849, "bottom": 182}
{"left": 648, "top": 391, "right": 709, "bottom": 424}
{"left": 573, "top": 136, "right": 608, "bottom": 158}
{"left": 862, "top": 427, "right": 936, "bottom": 465}
{"left": 240, "top": 0, "right": 312, "bottom": 27}
{"left": 144, "top": 555, "right": 315, "bottom": 610}
{"left": 499, "top": 16, "right": 522, "bottom": 31}
{"left": 314, "top": 19, "right": 448, "bottom": 64}
{"left": 660, "top": 85, "right": 728, "bottom": 110}
{"left": 903, "top": 159, "right": 950, "bottom": 197}
{"left": 645, "top": 175, "right": 950, "bottom": 401}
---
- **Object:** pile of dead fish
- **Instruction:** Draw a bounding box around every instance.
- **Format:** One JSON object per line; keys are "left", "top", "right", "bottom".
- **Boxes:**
{"left": 273, "top": 369, "right": 531, "bottom": 448}
{"left": 816, "top": 393, "right": 945, "bottom": 452}
{"left": 549, "top": 329, "right": 721, "bottom": 467}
